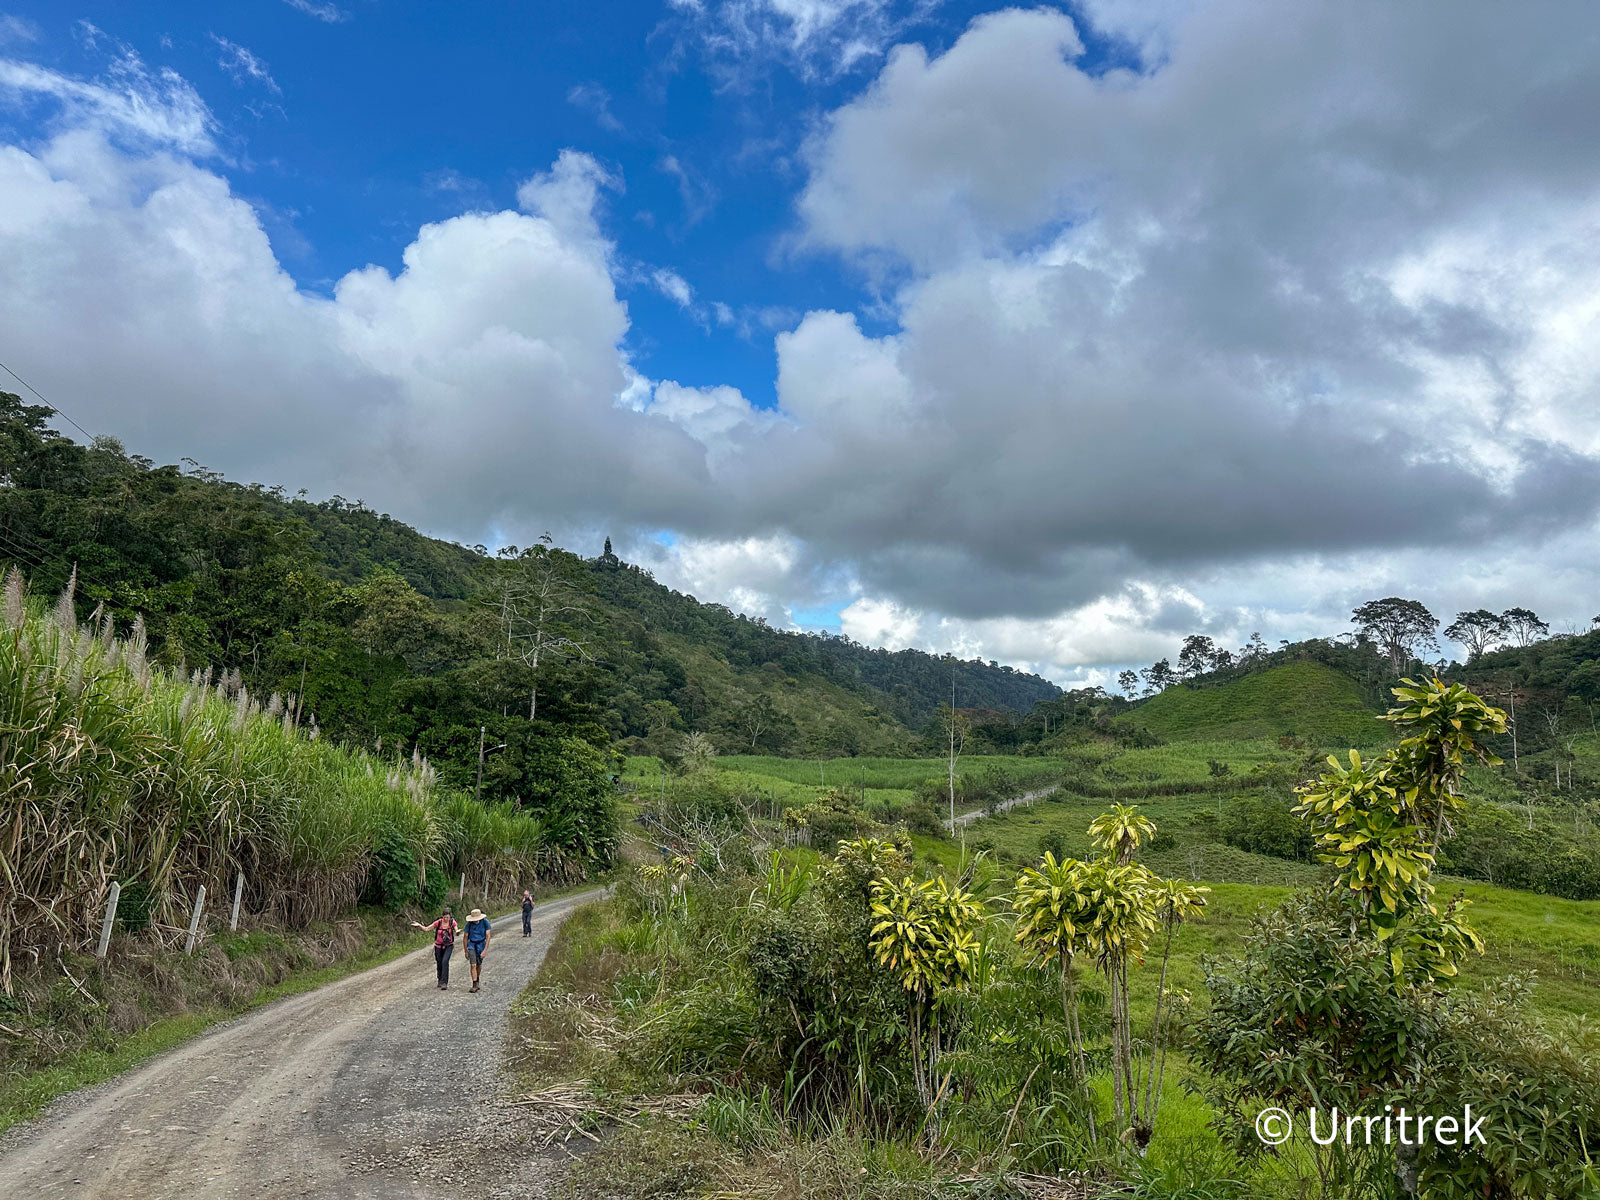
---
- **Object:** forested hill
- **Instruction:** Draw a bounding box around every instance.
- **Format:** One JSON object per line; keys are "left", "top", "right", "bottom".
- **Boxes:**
{"left": 0, "top": 393, "right": 1057, "bottom": 782}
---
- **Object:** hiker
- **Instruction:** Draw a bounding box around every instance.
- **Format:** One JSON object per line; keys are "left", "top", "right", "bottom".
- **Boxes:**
{"left": 463, "top": 907, "right": 492, "bottom": 992}
{"left": 412, "top": 906, "right": 458, "bottom": 990}
{"left": 521, "top": 890, "right": 534, "bottom": 938}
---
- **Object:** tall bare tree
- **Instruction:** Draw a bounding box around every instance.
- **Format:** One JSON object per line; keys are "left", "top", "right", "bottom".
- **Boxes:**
{"left": 1500, "top": 607, "right": 1550, "bottom": 647}
{"left": 937, "top": 694, "right": 970, "bottom": 835}
{"left": 486, "top": 536, "right": 592, "bottom": 722}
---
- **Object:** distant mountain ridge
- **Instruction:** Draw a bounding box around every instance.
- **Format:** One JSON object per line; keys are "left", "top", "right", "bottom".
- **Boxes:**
{"left": 0, "top": 392, "right": 1058, "bottom": 766}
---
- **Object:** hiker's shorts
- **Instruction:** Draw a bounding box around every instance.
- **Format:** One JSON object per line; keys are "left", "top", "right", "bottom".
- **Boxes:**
{"left": 466, "top": 944, "right": 485, "bottom": 965}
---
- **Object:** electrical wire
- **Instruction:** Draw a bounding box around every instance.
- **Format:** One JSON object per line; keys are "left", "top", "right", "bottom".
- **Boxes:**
{"left": 0, "top": 359, "right": 96, "bottom": 442}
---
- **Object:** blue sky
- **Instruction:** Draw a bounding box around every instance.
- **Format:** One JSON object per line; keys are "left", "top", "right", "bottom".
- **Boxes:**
{"left": 0, "top": 0, "right": 1098, "bottom": 408}
{"left": 2, "top": 1, "right": 1599, "bottom": 684}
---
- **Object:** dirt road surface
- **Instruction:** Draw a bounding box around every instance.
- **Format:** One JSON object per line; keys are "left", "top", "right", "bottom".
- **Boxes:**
{"left": 0, "top": 890, "right": 600, "bottom": 1200}
{"left": 950, "top": 786, "right": 1058, "bottom": 829}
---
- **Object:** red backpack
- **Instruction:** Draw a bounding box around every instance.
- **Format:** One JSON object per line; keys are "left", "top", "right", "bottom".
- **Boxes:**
{"left": 434, "top": 918, "right": 457, "bottom": 949}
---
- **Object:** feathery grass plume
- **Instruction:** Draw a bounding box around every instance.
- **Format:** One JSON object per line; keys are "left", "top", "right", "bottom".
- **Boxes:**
{"left": 267, "top": 692, "right": 283, "bottom": 718}
{"left": 3, "top": 566, "right": 24, "bottom": 629}
{"left": 52, "top": 566, "right": 77, "bottom": 632}
{"left": 127, "top": 614, "right": 148, "bottom": 685}
{"left": 0, "top": 570, "right": 595, "bottom": 988}
{"left": 202, "top": 664, "right": 214, "bottom": 689}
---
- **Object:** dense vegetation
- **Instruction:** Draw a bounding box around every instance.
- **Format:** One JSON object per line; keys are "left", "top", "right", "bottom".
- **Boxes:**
{"left": 0, "top": 572, "right": 614, "bottom": 993}
{"left": 517, "top": 682, "right": 1600, "bottom": 1199}
{"left": 0, "top": 393, "right": 1057, "bottom": 801}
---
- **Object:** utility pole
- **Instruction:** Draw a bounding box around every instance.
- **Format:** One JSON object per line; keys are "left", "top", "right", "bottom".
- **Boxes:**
{"left": 1507, "top": 685, "right": 1519, "bottom": 773}
{"left": 475, "top": 725, "right": 487, "bottom": 803}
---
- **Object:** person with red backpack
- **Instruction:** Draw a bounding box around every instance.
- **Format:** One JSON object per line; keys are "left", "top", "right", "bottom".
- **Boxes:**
{"left": 412, "top": 906, "right": 459, "bottom": 990}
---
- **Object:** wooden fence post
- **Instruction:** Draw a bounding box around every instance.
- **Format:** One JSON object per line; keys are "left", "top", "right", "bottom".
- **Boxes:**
{"left": 185, "top": 885, "right": 207, "bottom": 954}
{"left": 458, "top": 873, "right": 466, "bottom": 902}
{"left": 230, "top": 871, "right": 245, "bottom": 932}
{"left": 481, "top": 878, "right": 488, "bottom": 903}
{"left": 96, "top": 881, "right": 121, "bottom": 959}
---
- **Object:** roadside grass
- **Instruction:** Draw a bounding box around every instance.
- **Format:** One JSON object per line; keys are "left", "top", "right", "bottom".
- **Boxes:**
{"left": 520, "top": 780, "right": 1600, "bottom": 1200}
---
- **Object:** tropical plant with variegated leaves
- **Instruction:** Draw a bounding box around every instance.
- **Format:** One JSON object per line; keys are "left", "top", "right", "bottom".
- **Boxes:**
{"left": 1294, "top": 681, "right": 1505, "bottom": 981}
{"left": 868, "top": 873, "right": 985, "bottom": 1131}
{"left": 1010, "top": 807, "right": 1206, "bottom": 1150}
{"left": 1087, "top": 803, "right": 1157, "bottom": 864}
{"left": 1383, "top": 677, "right": 1507, "bottom": 852}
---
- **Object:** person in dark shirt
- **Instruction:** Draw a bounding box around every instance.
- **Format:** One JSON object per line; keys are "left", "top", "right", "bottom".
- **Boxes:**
{"left": 462, "top": 908, "right": 492, "bottom": 993}
{"left": 411, "top": 906, "right": 458, "bottom": 990}
{"left": 521, "top": 890, "right": 534, "bottom": 938}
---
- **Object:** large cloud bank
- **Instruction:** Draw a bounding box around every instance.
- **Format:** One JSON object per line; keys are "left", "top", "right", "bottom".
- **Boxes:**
{"left": 3, "top": 2, "right": 1600, "bottom": 681}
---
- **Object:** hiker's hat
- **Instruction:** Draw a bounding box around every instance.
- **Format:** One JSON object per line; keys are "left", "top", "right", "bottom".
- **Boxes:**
{"left": 467, "top": 908, "right": 485, "bottom": 921}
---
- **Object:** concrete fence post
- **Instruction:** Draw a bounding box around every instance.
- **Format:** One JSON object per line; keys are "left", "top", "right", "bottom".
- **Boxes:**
{"left": 96, "top": 881, "right": 121, "bottom": 959}
{"left": 184, "top": 885, "right": 207, "bottom": 954}
{"left": 230, "top": 871, "right": 245, "bottom": 932}
{"left": 458, "top": 873, "right": 466, "bottom": 901}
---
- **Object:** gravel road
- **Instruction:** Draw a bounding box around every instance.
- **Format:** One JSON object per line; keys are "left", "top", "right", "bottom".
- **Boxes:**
{"left": 0, "top": 890, "right": 601, "bottom": 1200}
{"left": 950, "top": 786, "right": 1058, "bottom": 829}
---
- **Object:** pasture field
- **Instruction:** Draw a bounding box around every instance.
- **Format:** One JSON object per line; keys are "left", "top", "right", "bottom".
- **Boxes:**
{"left": 576, "top": 716, "right": 1600, "bottom": 1198}
{"left": 1133, "top": 660, "right": 1386, "bottom": 745}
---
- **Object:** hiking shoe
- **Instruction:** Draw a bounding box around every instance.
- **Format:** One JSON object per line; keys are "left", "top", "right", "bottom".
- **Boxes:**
{"left": 470, "top": 984, "right": 480, "bottom": 993}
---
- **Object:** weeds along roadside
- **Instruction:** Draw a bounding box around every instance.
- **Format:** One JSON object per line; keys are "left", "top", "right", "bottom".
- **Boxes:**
{"left": 510, "top": 682, "right": 1600, "bottom": 1200}
{"left": 0, "top": 567, "right": 616, "bottom": 999}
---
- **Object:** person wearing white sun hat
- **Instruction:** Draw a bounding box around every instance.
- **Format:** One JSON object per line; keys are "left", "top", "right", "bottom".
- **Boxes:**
{"left": 462, "top": 907, "right": 493, "bottom": 993}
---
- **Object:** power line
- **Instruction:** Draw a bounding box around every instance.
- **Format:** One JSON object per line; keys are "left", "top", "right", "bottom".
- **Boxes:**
{"left": 0, "top": 359, "right": 96, "bottom": 442}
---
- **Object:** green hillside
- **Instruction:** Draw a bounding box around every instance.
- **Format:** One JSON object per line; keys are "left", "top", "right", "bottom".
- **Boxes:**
{"left": 1132, "top": 660, "right": 1383, "bottom": 744}
{"left": 0, "top": 393, "right": 1057, "bottom": 782}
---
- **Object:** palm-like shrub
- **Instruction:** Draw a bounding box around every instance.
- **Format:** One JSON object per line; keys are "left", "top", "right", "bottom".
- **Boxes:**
{"left": 1087, "top": 803, "right": 1157, "bottom": 863}
{"left": 1011, "top": 808, "right": 1206, "bottom": 1150}
{"left": 869, "top": 873, "right": 985, "bottom": 1125}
